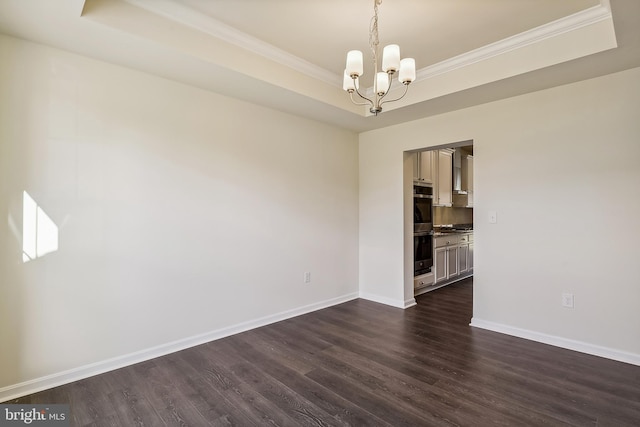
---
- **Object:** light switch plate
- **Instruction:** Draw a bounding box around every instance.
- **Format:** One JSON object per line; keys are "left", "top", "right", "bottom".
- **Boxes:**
{"left": 488, "top": 211, "right": 497, "bottom": 224}
{"left": 562, "top": 293, "right": 574, "bottom": 308}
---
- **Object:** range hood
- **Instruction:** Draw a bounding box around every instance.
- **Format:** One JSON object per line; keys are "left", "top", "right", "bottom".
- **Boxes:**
{"left": 452, "top": 149, "right": 467, "bottom": 195}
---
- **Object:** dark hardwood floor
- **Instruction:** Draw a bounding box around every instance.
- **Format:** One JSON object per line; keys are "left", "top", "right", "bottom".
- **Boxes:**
{"left": 6, "top": 278, "right": 640, "bottom": 426}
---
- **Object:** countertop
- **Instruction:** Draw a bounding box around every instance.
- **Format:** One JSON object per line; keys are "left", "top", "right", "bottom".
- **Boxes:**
{"left": 433, "top": 229, "right": 473, "bottom": 236}
{"left": 433, "top": 223, "right": 473, "bottom": 236}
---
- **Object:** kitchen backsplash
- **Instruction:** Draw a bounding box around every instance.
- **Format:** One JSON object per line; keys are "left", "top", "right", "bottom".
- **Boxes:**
{"left": 434, "top": 207, "right": 473, "bottom": 226}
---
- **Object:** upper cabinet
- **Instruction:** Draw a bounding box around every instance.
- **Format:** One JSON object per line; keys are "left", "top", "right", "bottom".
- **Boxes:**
{"left": 462, "top": 154, "right": 473, "bottom": 206}
{"left": 436, "top": 149, "right": 453, "bottom": 207}
{"left": 412, "top": 151, "right": 435, "bottom": 184}
{"left": 415, "top": 146, "right": 473, "bottom": 208}
{"left": 413, "top": 148, "right": 453, "bottom": 207}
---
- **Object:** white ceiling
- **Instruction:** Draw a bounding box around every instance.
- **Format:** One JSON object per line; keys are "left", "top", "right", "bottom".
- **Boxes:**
{"left": 0, "top": 0, "right": 638, "bottom": 132}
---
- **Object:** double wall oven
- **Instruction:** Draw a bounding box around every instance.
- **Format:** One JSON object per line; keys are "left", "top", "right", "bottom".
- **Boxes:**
{"left": 413, "top": 182, "right": 433, "bottom": 275}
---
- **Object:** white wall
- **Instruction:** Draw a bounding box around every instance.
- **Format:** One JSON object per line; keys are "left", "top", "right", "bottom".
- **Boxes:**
{"left": 359, "top": 67, "right": 640, "bottom": 364}
{"left": 0, "top": 35, "right": 359, "bottom": 395}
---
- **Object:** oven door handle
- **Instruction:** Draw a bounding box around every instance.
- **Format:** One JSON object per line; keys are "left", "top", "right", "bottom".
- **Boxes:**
{"left": 414, "top": 231, "right": 434, "bottom": 237}
{"left": 414, "top": 194, "right": 433, "bottom": 199}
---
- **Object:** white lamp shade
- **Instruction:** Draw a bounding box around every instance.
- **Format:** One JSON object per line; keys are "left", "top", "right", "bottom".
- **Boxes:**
{"left": 382, "top": 44, "right": 400, "bottom": 72}
{"left": 343, "top": 70, "right": 359, "bottom": 91}
{"left": 375, "top": 72, "right": 389, "bottom": 95}
{"left": 346, "top": 50, "right": 364, "bottom": 77}
{"left": 399, "top": 58, "right": 416, "bottom": 83}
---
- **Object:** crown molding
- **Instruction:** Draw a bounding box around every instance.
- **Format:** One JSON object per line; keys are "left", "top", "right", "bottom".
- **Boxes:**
{"left": 123, "top": 0, "right": 611, "bottom": 92}
{"left": 122, "top": 0, "right": 338, "bottom": 86}
{"left": 416, "top": 2, "right": 612, "bottom": 82}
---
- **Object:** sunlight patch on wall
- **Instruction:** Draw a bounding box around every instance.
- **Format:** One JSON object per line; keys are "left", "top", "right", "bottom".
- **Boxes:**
{"left": 22, "top": 191, "right": 59, "bottom": 262}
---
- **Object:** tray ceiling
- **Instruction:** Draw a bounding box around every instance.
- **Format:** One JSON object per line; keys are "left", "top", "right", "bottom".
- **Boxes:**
{"left": 0, "top": 0, "right": 638, "bottom": 131}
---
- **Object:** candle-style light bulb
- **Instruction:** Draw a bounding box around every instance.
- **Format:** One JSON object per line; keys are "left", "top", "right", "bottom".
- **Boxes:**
{"left": 376, "top": 72, "right": 389, "bottom": 95}
{"left": 343, "top": 70, "right": 359, "bottom": 92}
{"left": 346, "top": 50, "right": 364, "bottom": 77}
{"left": 382, "top": 44, "right": 400, "bottom": 73}
{"left": 399, "top": 58, "right": 416, "bottom": 84}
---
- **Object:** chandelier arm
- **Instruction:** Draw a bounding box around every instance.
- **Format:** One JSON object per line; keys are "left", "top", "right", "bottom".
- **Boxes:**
{"left": 348, "top": 91, "right": 374, "bottom": 107}
{"left": 379, "top": 83, "right": 410, "bottom": 107}
{"left": 350, "top": 84, "right": 375, "bottom": 108}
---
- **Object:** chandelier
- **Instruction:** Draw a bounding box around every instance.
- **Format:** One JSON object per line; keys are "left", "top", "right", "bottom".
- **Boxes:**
{"left": 343, "top": 0, "right": 416, "bottom": 115}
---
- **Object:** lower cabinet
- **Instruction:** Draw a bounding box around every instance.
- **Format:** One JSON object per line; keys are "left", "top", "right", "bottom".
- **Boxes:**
{"left": 457, "top": 233, "right": 471, "bottom": 275}
{"left": 414, "top": 271, "right": 434, "bottom": 291}
{"left": 435, "top": 244, "right": 459, "bottom": 284}
{"left": 417, "top": 232, "right": 473, "bottom": 295}
{"left": 434, "top": 232, "right": 473, "bottom": 287}
{"left": 458, "top": 244, "right": 468, "bottom": 275}
{"left": 446, "top": 245, "right": 458, "bottom": 280}
{"left": 434, "top": 247, "right": 447, "bottom": 283}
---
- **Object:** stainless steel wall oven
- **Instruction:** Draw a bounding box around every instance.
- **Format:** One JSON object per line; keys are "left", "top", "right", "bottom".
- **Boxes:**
{"left": 413, "top": 183, "right": 433, "bottom": 233}
{"left": 414, "top": 231, "right": 433, "bottom": 275}
{"left": 414, "top": 183, "right": 434, "bottom": 275}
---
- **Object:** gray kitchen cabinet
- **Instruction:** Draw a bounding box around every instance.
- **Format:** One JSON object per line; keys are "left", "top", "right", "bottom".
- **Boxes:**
{"left": 467, "top": 233, "right": 474, "bottom": 272}
{"left": 447, "top": 245, "right": 458, "bottom": 279}
{"left": 414, "top": 148, "right": 453, "bottom": 206}
{"left": 457, "top": 233, "right": 470, "bottom": 274}
{"left": 458, "top": 243, "right": 469, "bottom": 275}
{"left": 434, "top": 234, "right": 459, "bottom": 285}
{"left": 414, "top": 271, "right": 435, "bottom": 291}
{"left": 462, "top": 154, "right": 474, "bottom": 207}
{"left": 434, "top": 232, "right": 473, "bottom": 287}
{"left": 434, "top": 247, "right": 447, "bottom": 283}
{"left": 412, "top": 152, "right": 420, "bottom": 181}
{"left": 412, "top": 150, "right": 435, "bottom": 184}
{"left": 435, "top": 149, "right": 453, "bottom": 206}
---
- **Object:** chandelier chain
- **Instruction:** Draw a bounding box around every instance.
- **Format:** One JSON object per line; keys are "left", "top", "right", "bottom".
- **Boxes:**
{"left": 369, "top": 0, "right": 382, "bottom": 70}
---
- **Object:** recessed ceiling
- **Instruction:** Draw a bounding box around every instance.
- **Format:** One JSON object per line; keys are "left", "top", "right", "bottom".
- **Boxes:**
{"left": 174, "top": 0, "right": 600, "bottom": 75}
{"left": 0, "top": 0, "right": 638, "bottom": 132}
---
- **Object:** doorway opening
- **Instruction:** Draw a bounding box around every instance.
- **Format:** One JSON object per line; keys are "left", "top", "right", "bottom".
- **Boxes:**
{"left": 405, "top": 140, "right": 474, "bottom": 302}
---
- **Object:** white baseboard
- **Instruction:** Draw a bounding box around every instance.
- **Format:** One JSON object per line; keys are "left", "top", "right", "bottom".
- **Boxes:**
{"left": 404, "top": 298, "right": 417, "bottom": 309}
{"left": 0, "top": 292, "right": 359, "bottom": 402}
{"left": 470, "top": 317, "right": 640, "bottom": 367}
{"left": 359, "top": 292, "right": 415, "bottom": 309}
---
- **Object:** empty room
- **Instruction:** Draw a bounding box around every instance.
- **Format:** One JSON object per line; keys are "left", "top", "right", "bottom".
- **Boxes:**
{"left": 1, "top": 0, "right": 639, "bottom": 425}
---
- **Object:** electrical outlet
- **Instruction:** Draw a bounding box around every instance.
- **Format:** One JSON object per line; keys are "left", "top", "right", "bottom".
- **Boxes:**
{"left": 304, "top": 272, "right": 311, "bottom": 283}
{"left": 562, "top": 293, "right": 574, "bottom": 308}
